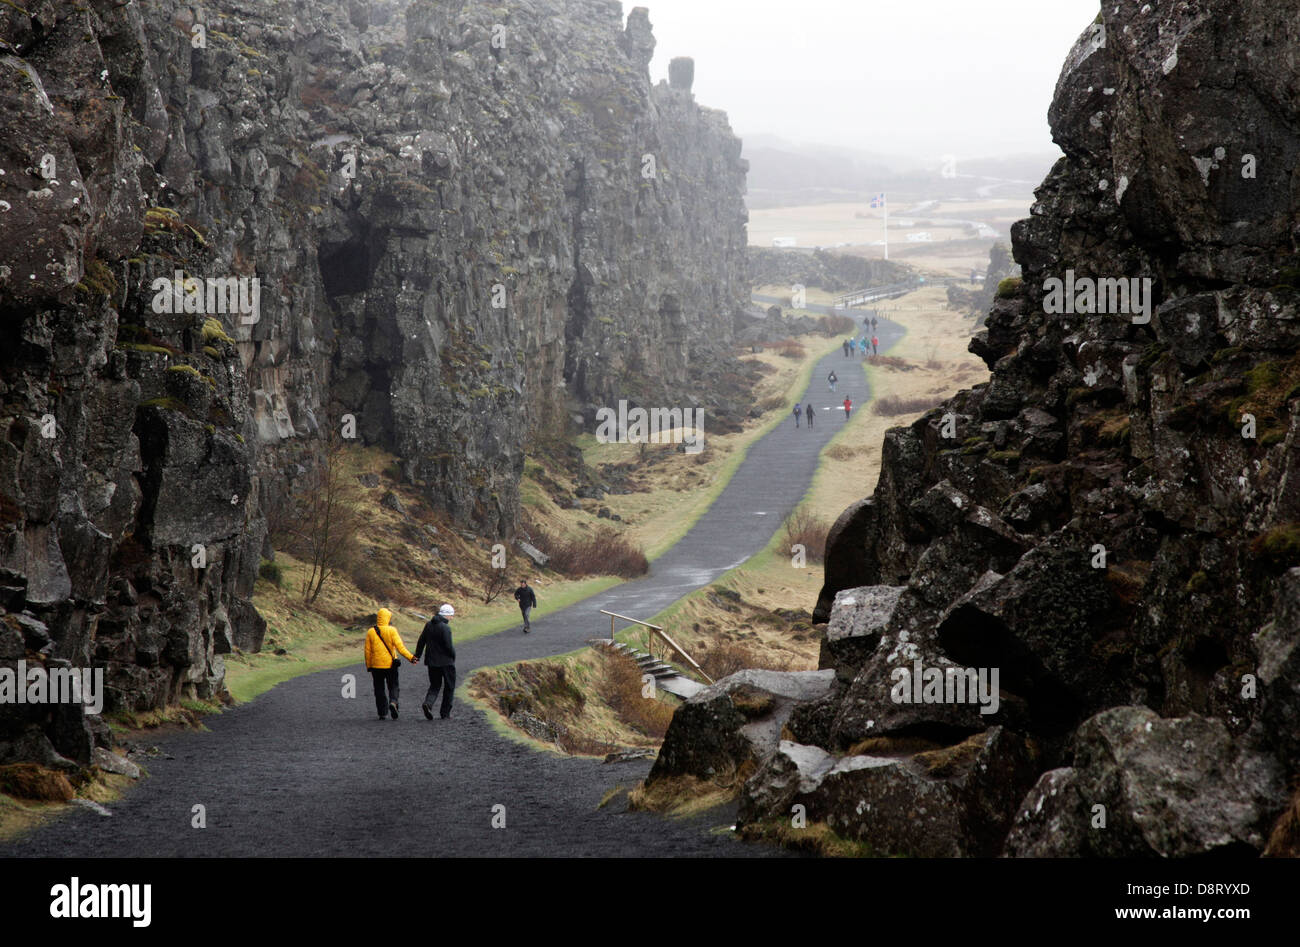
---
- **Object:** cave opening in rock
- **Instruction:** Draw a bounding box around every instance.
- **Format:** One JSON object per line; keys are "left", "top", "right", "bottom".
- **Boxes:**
{"left": 318, "top": 234, "right": 371, "bottom": 298}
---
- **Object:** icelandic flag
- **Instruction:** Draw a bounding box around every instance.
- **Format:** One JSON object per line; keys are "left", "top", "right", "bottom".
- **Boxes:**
{"left": 870, "top": 192, "right": 886, "bottom": 208}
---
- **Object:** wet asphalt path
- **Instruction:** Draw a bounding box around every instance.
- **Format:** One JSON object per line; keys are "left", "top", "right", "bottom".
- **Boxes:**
{"left": 5, "top": 315, "right": 902, "bottom": 858}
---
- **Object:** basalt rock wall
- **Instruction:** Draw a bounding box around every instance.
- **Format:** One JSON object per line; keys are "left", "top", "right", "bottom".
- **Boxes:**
{"left": 0, "top": 0, "right": 748, "bottom": 765}
{"left": 653, "top": 0, "right": 1300, "bottom": 857}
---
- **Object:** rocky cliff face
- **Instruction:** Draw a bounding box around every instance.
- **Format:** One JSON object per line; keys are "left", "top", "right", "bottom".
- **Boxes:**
{"left": 0, "top": 0, "right": 749, "bottom": 767}
{"left": 651, "top": 0, "right": 1300, "bottom": 856}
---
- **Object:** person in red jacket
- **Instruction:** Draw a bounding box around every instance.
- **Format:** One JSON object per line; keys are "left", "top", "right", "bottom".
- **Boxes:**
{"left": 843, "top": 395, "right": 852, "bottom": 419}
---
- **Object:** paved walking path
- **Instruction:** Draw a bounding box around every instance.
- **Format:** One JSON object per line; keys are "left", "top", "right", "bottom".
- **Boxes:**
{"left": 5, "top": 316, "right": 902, "bottom": 857}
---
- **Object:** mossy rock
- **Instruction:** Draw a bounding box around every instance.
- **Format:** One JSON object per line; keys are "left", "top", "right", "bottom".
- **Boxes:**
{"left": 201, "top": 317, "right": 234, "bottom": 344}
{"left": 1251, "top": 523, "right": 1300, "bottom": 566}
{"left": 995, "top": 277, "right": 1022, "bottom": 299}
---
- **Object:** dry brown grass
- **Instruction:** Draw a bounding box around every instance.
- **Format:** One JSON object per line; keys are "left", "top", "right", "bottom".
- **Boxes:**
{"left": 823, "top": 443, "right": 862, "bottom": 461}
{"left": 872, "top": 394, "right": 940, "bottom": 417}
{"left": 737, "top": 819, "right": 877, "bottom": 857}
{"left": 597, "top": 651, "right": 675, "bottom": 739}
{"left": 628, "top": 760, "right": 756, "bottom": 817}
{"left": 0, "top": 764, "right": 74, "bottom": 802}
{"left": 769, "top": 338, "right": 806, "bottom": 359}
{"left": 1265, "top": 785, "right": 1300, "bottom": 857}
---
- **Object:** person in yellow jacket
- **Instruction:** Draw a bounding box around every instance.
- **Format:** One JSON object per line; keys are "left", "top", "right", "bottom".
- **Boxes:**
{"left": 364, "top": 608, "right": 416, "bottom": 720}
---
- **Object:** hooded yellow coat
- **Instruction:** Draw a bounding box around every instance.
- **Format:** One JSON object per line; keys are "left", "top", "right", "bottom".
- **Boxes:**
{"left": 364, "top": 608, "right": 415, "bottom": 669}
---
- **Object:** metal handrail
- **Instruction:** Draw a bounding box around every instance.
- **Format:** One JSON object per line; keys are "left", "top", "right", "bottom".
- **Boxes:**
{"left": 599, "top": 609, "right": 714, "bottom": 685}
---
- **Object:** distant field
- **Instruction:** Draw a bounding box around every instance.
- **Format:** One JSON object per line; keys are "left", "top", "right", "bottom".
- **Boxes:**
{"left": 748, "top": 198, "right": 1032, "bottom": 277}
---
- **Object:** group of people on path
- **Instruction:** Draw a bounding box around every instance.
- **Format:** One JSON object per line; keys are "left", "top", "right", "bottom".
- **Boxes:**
{"left": 794, "top": 387, "right": 853, "bottom": 429}
{"left": 842, "top": 335, "right": 880, "bottom": 358}
{"left": 362, "top": 580, "right": 539, "bottom": 720}
{"left": 841, "top": 314, "right": 881, "bottom": 359}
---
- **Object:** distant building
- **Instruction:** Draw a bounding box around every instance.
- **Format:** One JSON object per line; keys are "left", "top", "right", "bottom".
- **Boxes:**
{"left": 906, "top": 231, "right": 933, "bottom": 243}
{"left": 772, "top": 236, "right": 798, "bottom": 248}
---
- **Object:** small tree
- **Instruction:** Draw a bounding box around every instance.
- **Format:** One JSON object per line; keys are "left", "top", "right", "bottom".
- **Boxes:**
{"left": 480, "top": 557, "right": 510, "bottom": 605}
{"left": 285, "top": 434, "right": 367, "bottom": 604}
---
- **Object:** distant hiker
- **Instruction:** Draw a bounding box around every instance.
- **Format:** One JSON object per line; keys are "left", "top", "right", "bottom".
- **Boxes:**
{"left": 843, "top": 396, "right": 853, "bottom": 419}
{"left": 827, "top": 370, "right": 838, "bottom": 393}
{"left": 514, "top": 579, "right": 537, "bottom": 634}
{"left": 792, "top": 403, "right": 802, "bottom": 428}
{"left": 842, "top": 339, "right": 852, "bottom": 358}
{"left": 805, "top": 403, "right": 815, "bottom": 428}
{"left": 871, "top": 335, "right": 879, "bottom": 355}
{"left": 871, "top": 316, "right": 878, "bottom": 331}
{"left": 414, "top": 604, "right": 457, "bottom": 720}
{"left": 364, "top": 608, "right": 417, "bottom": 720}
{"left": 858, "top": 337, "right": 868, "bottom": 357}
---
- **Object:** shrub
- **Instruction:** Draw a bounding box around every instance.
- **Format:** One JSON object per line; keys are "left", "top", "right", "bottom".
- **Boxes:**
{"left": 872, "top": 394, "right": 939, "bottom": 417}
{"left": 258, "top": 560, "right": 284, "bottom": 587}
{"left": 818, "top": 314, "right": 857, "bottom": 336}
{"left": 782, "top": 507, "right": 829, "bottom": 563}
{"left": 542, "top": 526, "right": 649, "bottom": 578}
{"left": 774, "top": 339, "right": 805, "bottom": 359}
{"left": 996, "top": 277, "right": 1023, "bottom": 299}
{"left": 823, "top": 444, "right": 860, "bottom": 461}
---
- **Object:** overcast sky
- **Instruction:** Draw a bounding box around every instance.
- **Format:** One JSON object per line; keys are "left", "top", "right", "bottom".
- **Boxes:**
{"left": 641, "top": 0, "right": 1101, "bottom": 160}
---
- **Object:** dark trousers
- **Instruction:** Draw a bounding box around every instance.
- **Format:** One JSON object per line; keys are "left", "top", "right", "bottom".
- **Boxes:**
{"left": 371, "top": 667, "right": 399, "bottom": 717}
{"left": 520, "top": 604, "right": 532, "bottom": 630}
{"left": 423, "top": 665, "right": 456, "bottom": 718}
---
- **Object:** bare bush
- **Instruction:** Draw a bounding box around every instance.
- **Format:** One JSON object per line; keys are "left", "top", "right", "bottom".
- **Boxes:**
{"left": 823, "top": 444, "right": 860, "bottom": 461}
{"left": 782, "top": 507, "right": 829, "bottom": 563}
{"left": 872, "top": 395, "right": 940, "bottom": 417}
{"left": 280, "top": 435, "right": 367, "bottom": 604}
{"left": 479, "top": 556, "right": 510, "bottom": 605}
{"left": 819, "top": 314, "right": 857, "bottom": 336}
{"left": 536, "top": 525, "right": 649, "bottom": 578}
{"left": 773, "top": 338, "right": 805, "bottom": 359}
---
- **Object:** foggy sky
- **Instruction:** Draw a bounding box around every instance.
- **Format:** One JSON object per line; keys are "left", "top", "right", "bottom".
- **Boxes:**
{"left": 641, "top": 0, "right": 1101, "bottom": 160}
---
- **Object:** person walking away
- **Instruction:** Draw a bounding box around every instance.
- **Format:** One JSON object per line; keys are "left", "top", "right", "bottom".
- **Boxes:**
{"left": 843, "top": 339, "right": 851, "bottom": 358}
{"left": 871, "top": 316, "right": 878, "bottom": 331}
{"left": 513, "top": 579, "right": 537, "bottom": 634}
{"left": 805, "top": 403, "right": 815, "bottom": 428}
{"left": 872, "top": 335, "right": 879, "bottom": 355}
{"left": 364, "top": 608, "right": 416, "bottom": 720}
{"left": 858, "top": 337, "right": 868, "bottom": 357}
{"left": 827, "top": 370, "right": 838, "bottom": 393}
{"left": 792, "top": 403, "right": 802, "bottom": 428}
{"left": 843, "top": 396, "right": 853, "bottom": 420}
{"left": 414, "top": 604, "right": 458, "bottom": 720}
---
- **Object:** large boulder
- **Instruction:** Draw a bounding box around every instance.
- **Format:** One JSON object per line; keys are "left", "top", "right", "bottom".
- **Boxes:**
{"left": 1004, "top": 706, "right": 1286, "bottom": 857}
{"left": 740, "top": 727, "right": 1040, "bottom": 857}
{"left": 647, "top": 669, "right": 834, "bottom": 784}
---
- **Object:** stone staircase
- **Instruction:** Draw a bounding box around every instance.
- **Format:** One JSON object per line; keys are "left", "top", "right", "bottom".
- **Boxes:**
{"left": 590, "top": 639, "right": 706, "bottom": 699}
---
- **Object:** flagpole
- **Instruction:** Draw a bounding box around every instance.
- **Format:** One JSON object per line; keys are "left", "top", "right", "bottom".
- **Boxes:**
{"left": 883, "top": 193, "right": 889, "bottom": 261}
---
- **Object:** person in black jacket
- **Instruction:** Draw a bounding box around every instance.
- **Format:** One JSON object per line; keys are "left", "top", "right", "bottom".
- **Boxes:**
{"left": 414, "top": 603, "right": 457, "bottom": 720}
{"left": 513, "top": 579, "right": 537, "bottom": 634}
